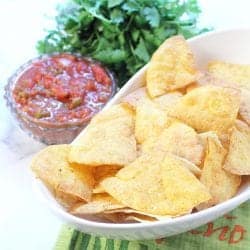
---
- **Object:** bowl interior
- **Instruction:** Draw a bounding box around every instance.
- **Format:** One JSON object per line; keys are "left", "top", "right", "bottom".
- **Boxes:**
{"left": 36, "top": 29, "right": 250, "bottom": 234}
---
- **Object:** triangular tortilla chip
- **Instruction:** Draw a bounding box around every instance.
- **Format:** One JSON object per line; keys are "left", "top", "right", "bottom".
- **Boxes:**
{"left": 31, "top": 145, "right": 94, "bottom": 203}
{"left": 223, "top": 125, "right": 250, "bottom": 175}
{"left": 93, "top": 165, "right": 121, "bottom": 193}
{"left": 153, "top": 91, "right": 183, "bottom": 111}
{"left": 70, "top": 193, "right": 125, "bottom": 215}
{"left": 69, "top": 104, "right": 137, "bottom": 166}
{"left": 101, "top": 153, "right": 210, "bottom": 216}
{"left": 208, "top": 61, "right": 250, "bottom": 90}
{"left": 196, "top": 72, "right": 250, "bottom": 126}
{"left": 142, "top": 122, "right": 204, "bottom": 166}
{"left": 168, "top": 86, "right": 240, "bottom": 135}
{"left": 121, "top": 87, "right": 147, "bottom": 108}
{"left": 197, "top": 134, "right": 241, "bottom": 210}
{"left": 239, "top": 89, "right": 250, "bottom": 125}
{"left": 135, "top": 98, "right": 176, "bottom": 144}
{"left": 147, "top": 36, "right": 197, "bottom": 97}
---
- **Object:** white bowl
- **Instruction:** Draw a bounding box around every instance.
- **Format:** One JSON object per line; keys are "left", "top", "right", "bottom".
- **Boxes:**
{"left": 35, "top": 28, "right": 250, "bottom": 240}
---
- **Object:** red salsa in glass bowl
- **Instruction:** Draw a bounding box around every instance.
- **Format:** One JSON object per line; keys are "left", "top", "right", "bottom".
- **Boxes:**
{"left": 5, "top": 53, "right": 116, "bottom": 144}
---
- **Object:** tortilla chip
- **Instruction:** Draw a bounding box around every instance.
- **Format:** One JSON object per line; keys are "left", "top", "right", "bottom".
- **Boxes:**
{"left": 142, "top": 122, "right": 204, "bottom": 166}
{"left": 70, "top": 193, "right": 125, "bottom": 215}
{"left": 168, "top": 86, "right": 241, "bottom": 135}
{"left": 208, "top": 61, "right": 250, "bottom": 90}
{"left": 121, "top": 87, "right": 147, "bottom": 107}
{"left": 55, "top": 190, "right": 83, "bottom": 209}
{"left": 93, "top": 184, "right": 106, "bottom": 194}
{"left": 197, "top": 72, "right": 235, "bottom": 88}
{"left": 91, "top": 103, "right": 135, "bottom": 125}
{"left": 197, "top": 135, "right": 241, "bottom": 210}
{"left": 197, "top": 72, "right": 250, "bottom": 126}
{"left": 69, "top": 104, "right": 137, "bottom": 166}
{"left": 135, "top": 98, "right": 176, "bottom": 144}
{"left": 101, "top": 153, "right": 210, "bottom": 216}
{"left": 123, "top": 214, "right": 157, "bottom": 222}
{"left": 146, "top": 36, "right": 197, "bottom": 97}
{"left": 106, "top": 212, "right": 157, "bottom": 223}
{"left": 31, "top": 145, "right": 94, "bottom": 203}
{"left": 186, "top": 82, "right": 200, "bottom": 93}
{"left": 104, "top": 207, "right": 186, "bottom": 220}
{"left": 102, "top": 211, "right": 168, "bottom": 223}
{"left": 93, "top": 165, "right": 121, "bottom": 193}
{"left": 94, "top": 165, "right": 121, "bottom": 182}
{"left": 239, "top": 89, "right": 250, "bottom": 125}
{"left": 235, "top": 119, "right": 249, "bottom": 132}
{"left": 153, "top": 91, "right": 183, "bottom": 111}
{"left": 223, "top": 126, "right": 250, "bottom": 175}
{"left": 199, "top": 131, "right": 221, "bottom": 148}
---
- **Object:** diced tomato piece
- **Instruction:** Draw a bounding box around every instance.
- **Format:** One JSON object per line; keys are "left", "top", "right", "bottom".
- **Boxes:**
{"left": 76, "top": 61, "right": 88, "bottom": 73}
{"left": 91, "top": 64, "right": 111, "bottom": 86}
{"left": 51, "top": 85, "right": 70, "bottom": 101}
{"left": 34, "top": 72, "right": 42, "bottom": 82}
{"left": 73, "top": 107, "right": 91, "bottom": 119}
{"left": 43, "top": 75, "right": 54, "bottom": 88}
{"left": 24, "top": 80, "right": 35, "bottom": 89}
{"left": 85, "top": 80, "right": 96, "bottom": 91}
{"left": 97, "top": 94, "right": 108, "bottom": 103}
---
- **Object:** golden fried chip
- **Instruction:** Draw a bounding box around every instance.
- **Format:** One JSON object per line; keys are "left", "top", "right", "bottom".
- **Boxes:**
{"left": 93, "top": 165, "right": 121, "bottom": 194}
{"left": 121, "top": 87, "right": 147, "bottom": 107}
{"left": 70, "top": 193, "right": 125, "bottom": 215}
{"left": 31, "top": 145, "right": 94, "bottom": 203}
{"left": 101, "top": 153, "right": 210, "bottom": 216}
{"left": 168, "top": 86, "right": 240, "bottom": 135}
{"left": 123, "top": 214, "right": 157, "bottom": 222}
{"left": 235, "top": 119, "right": 249, "bottom": 132}
{"left": 153, "top": 91, "right": 183, "bottom": 111}
{"left": 104, "top": 208, "right": 177, "bottom": 220}
{"left": 208, "top": 61, "right": 250, "bottom": 90}
{"left": 106, "top": 212, "right": 157, "bottom": 223}
{"left": 142, "top": 122, "right": 204, "bottom": 166}
{"left": 94, "top": 165, "right": 121, "bottom": 182}
{"left": 91, "top": 103, "right": 135, "bottom": 125}
{"left": 55, "top": 190, "right": 83, "bottom": 209}
{"left": 69, "top": 104, "right": 137, "bottom": 166}
{"left": 186, "top": 82, "right": 200, "bottom": 93}
{"left": 135, "top": 98, "right": 176, "bottom": 144}
{"left": 223, "top": 126, "right": 250, "bottom": 175}
{"left": 199, "top": 131, "right": 221, "bottom": 148}
{"left": 146, "top": 36, "right": 197, "bottom": 97}
{"left": 93, "top": 184, "right": 105, "bottom": 194}
{"left": 239, "top": 89, "right": 250, "bottom": 125}
{"left": 197, "top": 72, "right": 235, "bottom": 88}
{"left": 102, "top": 211, "right": 169, "bottom": 223}
{"left": 197, "top": 72, "right": 250, "bottom": 126}
{"left": 197, "top": 135, "right": 241, "bottom": 210}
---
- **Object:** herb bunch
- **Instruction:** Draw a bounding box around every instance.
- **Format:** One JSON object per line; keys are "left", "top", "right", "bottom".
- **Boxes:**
{"left": 37, "top": 0, "right": 209, "bottom": 86}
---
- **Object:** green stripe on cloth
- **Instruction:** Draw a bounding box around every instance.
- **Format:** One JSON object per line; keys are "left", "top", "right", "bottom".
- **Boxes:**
{"left": 79, "top": 234, "right": 91, "bottom": 249}
{"left": 105, "top": 239, "right": 114, "bottom": 250}
{"left": 55, "top": 201, "right": 250, "bottom": 250}
{"left": 69, "top": 230, "right": 79, "bottom": 250}
{"left": 118, "top": 240, "right": 129, "bottom": 250}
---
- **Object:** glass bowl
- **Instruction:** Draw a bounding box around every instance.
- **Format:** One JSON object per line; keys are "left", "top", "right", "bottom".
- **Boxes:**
{"left": 4, "top": 53, "right": 117, "bottom": 145}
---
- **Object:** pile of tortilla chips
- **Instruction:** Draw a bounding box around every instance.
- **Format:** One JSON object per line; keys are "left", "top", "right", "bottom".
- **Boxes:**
{"left": 31, "top": 36, "right": 250, "bottom": 223}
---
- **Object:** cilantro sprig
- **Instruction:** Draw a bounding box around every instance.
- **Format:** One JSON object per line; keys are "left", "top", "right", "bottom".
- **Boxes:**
{"left": 37, "top": 0, "right": 210, "bottom": 86}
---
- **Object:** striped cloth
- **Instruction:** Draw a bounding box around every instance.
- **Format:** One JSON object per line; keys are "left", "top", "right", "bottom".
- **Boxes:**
{"left": 55, "top": 201, "right": 249, "bottom": 250}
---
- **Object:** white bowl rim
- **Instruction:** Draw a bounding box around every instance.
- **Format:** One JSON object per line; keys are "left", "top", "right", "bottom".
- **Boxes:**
{"left": 35, "top": 27, "right": 250, "bottom": 230}
{"left": 36, "top": 179, "right": 249, "bottom": 229}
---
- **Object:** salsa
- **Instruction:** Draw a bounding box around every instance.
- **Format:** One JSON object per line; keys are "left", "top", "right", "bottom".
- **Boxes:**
{"left": 13, "top": 54, "right": 114, "bottom": 123}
